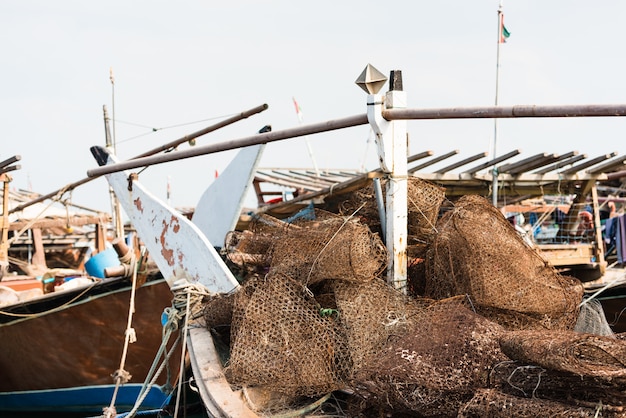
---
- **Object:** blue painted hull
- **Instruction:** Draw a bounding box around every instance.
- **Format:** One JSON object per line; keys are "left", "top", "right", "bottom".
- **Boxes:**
{"left": 0, "top": 384, "right": 170, "bottom": 414}
{"left": 0, "top": 278, "right": 180, "bottom": 414}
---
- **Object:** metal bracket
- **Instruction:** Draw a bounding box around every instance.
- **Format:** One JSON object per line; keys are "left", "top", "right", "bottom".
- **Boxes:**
{"left": 127, "top": 173, "right": 138, "bottom": 191}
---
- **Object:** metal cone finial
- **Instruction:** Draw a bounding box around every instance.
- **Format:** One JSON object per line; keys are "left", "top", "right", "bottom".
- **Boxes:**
{"left": 355, "top": 63, "right": 387, "bottom": 94}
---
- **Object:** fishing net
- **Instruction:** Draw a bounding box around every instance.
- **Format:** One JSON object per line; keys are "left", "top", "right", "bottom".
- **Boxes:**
{"left": 489, "top": 360, "right": 626, "bottom": 408}
{"left": 201, "top": 177, "right": 624, "bottom": 416}
{"left": 330, "top": 278, "right": 431, "bottom": 379}
{"left": 458, "top": 388, "right": 623, "bottom": 417}
{"left": 353, "top": 303, "right": 507, "bottom": 416}
{"left": 337, "top": 177, "right": 445, "bottom": 254}
{"left": 499, "top": 329, "right": 626, "bottom": 379}
{"left": 575, "top": 298, "right": 615, "bottom": 336}
{"left": 424, "top": 194, "right": 583, "bottom": 330}
{"left": 225, "top": 272, "right": 350, "bottom": 398}
{"left": 224, "top": 230, "right": 272, "bottom": 275}
{"left": 268, "top": 213, "right": 387, "bottom": 285}
{"left": 202, "top": 291, "right": 235, "bottom": 329}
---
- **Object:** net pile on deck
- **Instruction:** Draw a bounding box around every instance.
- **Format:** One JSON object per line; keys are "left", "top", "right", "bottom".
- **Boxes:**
{"left": 202, "top": 178, "right": 626, "bottom": 417}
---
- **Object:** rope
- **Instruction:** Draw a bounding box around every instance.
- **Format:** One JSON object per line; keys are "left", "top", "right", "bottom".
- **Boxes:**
{"left": 103, "top": 254, "right": 139, "bottom": 418}
{"left": 123, "top": 334, "right": 181, "bottom": 418}
{"left": 173, "top": 291, "right": 191, "bottom": 418}
{"left": 121, "top": 280, "right": 210, "bottom": 418}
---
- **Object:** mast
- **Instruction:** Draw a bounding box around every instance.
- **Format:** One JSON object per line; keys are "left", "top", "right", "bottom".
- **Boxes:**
{"left": 103, "top": 105, "right": 124, "bottom": 240}
{"left": 492, "top": 1, "right": 507, "bottom": 206}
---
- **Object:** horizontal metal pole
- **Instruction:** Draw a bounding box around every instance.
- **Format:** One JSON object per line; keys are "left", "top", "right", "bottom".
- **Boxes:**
{"left": 0, "top": 155, "right": 21, "bottom": 171}
{"left": 135, "top": 103, "right": 269, "bottom": 158}
{"left": 0, "top": 164, "right": 20, "bottom": 176}
{"left": 10, "top": 104, "right": 269, "bottom": 214}
{"left": 87, "top": 113, "right": 369, "bottom": 177}
{"left": 382, "top": 104, "right": 626, "bottom": 120}
{"left": 87, "top": 102, "right": 626, "bottom": 178}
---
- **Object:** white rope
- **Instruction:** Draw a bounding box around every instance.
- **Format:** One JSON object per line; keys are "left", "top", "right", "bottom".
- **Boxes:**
{"left": 123, "top": 334, "right": 181, "bottom": 418}
{"left": 123, "top": 280, "right": 210, "bottom": 418}
{"left": 102, "top": 256, "right": 139, "bottom": 418}
{"left": 173, "top": 291, "right": 192, "bottom": 418}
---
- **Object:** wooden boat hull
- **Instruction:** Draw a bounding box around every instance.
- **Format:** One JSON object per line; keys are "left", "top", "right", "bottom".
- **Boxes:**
{"left": 0, "top": 277, "right": 179, "bottom": 413}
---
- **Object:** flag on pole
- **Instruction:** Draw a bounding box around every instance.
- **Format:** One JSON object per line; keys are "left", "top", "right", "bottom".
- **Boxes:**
{"left": 292, "top": 97, "right": 303, "bottom": 123}
{"left": 499, "top": 12, "right": 511, "bottom": 43}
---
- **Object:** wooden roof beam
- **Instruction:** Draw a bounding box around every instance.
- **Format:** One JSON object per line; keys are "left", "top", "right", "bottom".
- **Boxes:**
{"left": 407, "top": 150, "right": 434, "bottom": 164}
{"left": 534, "top": 152, "right": 584, "bottom": 174}
{"left": 586, "top": 155, "right": 626, "bottom": 174}
{"left": 561, "top": 152, "right": 618, "bottom": 174}
{"left": 463, "top": 149, "right": 521, "bottom": 174}
{"left": 408, "top": 150, "right": 459, "bottom": 173}
{"left": 506, "top": 153, "right": 560, "bottom": 175}
{"left": 9, "top": 214, "right": 111, "bottom": 231}
{"left": 498, "top": 152, "right": 550, "bottom": 173}
{"left": 434, "top": 152, "right": 488, "bottom": 173}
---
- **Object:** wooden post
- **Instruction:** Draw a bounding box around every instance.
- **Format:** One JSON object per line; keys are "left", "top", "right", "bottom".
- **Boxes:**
{"left": 591, "top": 185, "right": 606, "bottom": 274}
{"left": 30, "top": 228, "right": 47, "bottom": 269}
{"left": 0, "top": 174, "right": 9, "bottom": 278}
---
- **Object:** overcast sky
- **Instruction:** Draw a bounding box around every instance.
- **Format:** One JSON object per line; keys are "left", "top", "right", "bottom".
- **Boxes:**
{"left": 3, "top": 1, "right": 626, "bottom": 214}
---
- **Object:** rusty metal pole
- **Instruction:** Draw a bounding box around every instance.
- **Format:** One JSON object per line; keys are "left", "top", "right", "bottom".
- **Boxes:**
{"left": 10, "top": 103, "right": 269, "bottom": 214}
{"left": 87, "top": 113, "right": 369, "bottom": 177}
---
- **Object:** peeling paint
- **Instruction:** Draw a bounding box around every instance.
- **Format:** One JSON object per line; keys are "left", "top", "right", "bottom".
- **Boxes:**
{"left": 160, "top": 219, "right": 175, "bottom": 266}
{"left": 171, "top": 216, "right": 181, "bottom": 233}
{"left": 133, "top": 197, "right": 144, "bottom": 213}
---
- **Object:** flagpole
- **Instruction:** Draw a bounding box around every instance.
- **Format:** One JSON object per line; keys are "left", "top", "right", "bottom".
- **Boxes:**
{"left": 492, "top": 1, "right": 504, "bottom": 206}
{"left": 292, "top": 97, "right": 320, "bottom": 176}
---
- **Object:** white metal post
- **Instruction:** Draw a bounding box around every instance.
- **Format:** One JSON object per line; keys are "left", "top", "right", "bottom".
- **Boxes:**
{"left": 367, "top": 78, "right": 408, "bottom": 292}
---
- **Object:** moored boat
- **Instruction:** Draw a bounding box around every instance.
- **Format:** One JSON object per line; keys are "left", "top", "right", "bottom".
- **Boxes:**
{"left": 93, "top": 66, "right": 626, "bottom": 417}
{"left": 0, "top": 104, "right": 270, "bottom": 416}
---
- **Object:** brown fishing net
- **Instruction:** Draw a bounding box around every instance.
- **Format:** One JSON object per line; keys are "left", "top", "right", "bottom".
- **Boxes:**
{"left": 225, "top": 272, "right": 350, "bottom": 398}
{"left": 337, "top": 177, "right": 445, "bottom": 254}
{"left": 424, "top": 194, "right": 583, "bottom": 330}
{"left": 458, "top": 388, "right": 625, "bottom": 417}
{"left": 201, "top": 177, "right": 626, "bottom": 416}
{"left": 354, "top": 303, "right": 508, "bottom": 416}
{"left": 489, "top": 360, "right": 626, "bottom": 408}
{"left": 202, "top": 291, "right": 235, "bottom": 329}
{"left": 330, "top": 278, "right": 431, "bottom": 378}
{"left": 268, "top": 213, "right": 387, "bottom": 285}
{"left": 499, "top": 329, "right": 626, "bottom": 378}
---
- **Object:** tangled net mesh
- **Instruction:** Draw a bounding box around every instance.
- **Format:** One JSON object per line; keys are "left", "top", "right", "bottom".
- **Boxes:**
{"left": 354, "top": 302, "right": 508, "bottom": 416}
{"left": 424, "top": 194, "right": 583, "bottom": 331}
{"left": 225, "top": 272, "right": 351, "bottom": 398}
{"left": 269, "top": 213, "right": 387, "bottom": 285}
{"left": 338, "top": 177, "right": 445, "bottom": 259}
{"left": 458, "top": 388, "right": 621, "bottom": 417}
{"left": 202, "top": 178, "right": 626, "bottom": 416}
